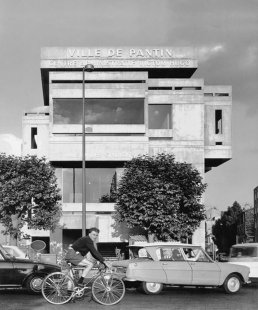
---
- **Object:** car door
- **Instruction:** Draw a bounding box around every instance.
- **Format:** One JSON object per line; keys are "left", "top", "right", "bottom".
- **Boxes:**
{"left": 0, "top": 251, "right": 16, "bottom": 285}
{"left": 183, "top": 247, "right": 221, "bottom": 286}
{"left": 158, "top": 247, "right": 192, "bottom": 285}
{"left": 11, "top": 259, "right": 33, "bottom": 285}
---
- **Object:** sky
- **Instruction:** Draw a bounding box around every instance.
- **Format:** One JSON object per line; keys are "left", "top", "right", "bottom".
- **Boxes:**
{"left": 0, "top": 0, "right": 257, "bottom": 211}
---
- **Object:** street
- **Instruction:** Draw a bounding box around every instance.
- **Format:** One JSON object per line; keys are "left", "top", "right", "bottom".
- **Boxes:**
{"left": 1, "top": 285, "right": 258, "bottom": 310}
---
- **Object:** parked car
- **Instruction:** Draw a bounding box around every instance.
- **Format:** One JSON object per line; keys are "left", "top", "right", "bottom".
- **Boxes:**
{"left": 2, "top": 245, "right": 28, "bottom": 260}
{"left": 228, "top": 243, "right": 258, "bottom": 283}
{"left": 0, "top": 244, "right": 60, "bottom": 293}
{"left": 112, "top": 242, "right": 250, "bottom": 295}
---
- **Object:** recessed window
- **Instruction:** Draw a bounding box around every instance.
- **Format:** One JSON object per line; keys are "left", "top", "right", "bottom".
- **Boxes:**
{"left": 175, "top": 86, "right": 202, "bottom": 90}
{"left": 216, "top": 142, "right": 223, "bottom": 145}
{"left": 53, "top": 98, "right": 144, "bottom": 125}
{"left": 62, "top": 168, "right": 117, "bottom": 203}
{"left": 214, "top": 93, "right": 229, "bottom": 97}
{"left": 215, "top": 110, "right": 222, "bottom": 134}
{"left": 148, "top": 105, "right": 172, "bottom": 129}
{"left": 31, "top": 127, "right": 37, "bottom": 149}
{"left": 148, "top": 87, "right": 172, "bottom": 90}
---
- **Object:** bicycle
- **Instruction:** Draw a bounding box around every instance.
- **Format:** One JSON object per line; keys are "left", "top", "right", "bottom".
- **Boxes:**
{"left": 41, "top": 262, "right": 125, "bottom": 306}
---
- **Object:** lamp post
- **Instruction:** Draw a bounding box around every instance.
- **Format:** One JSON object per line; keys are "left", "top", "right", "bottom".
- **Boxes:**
{"left": 82, "top": 64, "right": 94, "bottom": 237}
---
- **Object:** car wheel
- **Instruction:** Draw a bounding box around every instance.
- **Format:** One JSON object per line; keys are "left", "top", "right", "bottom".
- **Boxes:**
{"left": 26, "top": 274, "right": 44, "bottom": 294}
{"left": 223, "top": 274, "right": 242, "bottom": 294}
{"left": 141, "top": 282, "right": 163, "bottom": 295}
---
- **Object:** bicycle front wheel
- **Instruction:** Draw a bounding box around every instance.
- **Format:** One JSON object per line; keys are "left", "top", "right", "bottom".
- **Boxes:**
{"left": 41, "top": 272, "right": 75, "bottom": 305}
{"left": 92, "top": 273, "right": 125, "bottom": 306}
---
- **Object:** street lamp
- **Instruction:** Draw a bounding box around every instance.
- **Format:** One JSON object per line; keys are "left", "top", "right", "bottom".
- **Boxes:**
{"left": 82, "top": 64, "right": 94, "bottom": 237}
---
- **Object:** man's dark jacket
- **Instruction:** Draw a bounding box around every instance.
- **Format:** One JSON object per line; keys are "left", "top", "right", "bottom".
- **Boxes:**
{"left": 72, "top": 236, "right": 104, "bottom": 263}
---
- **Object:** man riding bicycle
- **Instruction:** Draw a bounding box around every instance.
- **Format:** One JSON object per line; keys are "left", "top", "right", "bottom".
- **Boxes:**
{"left": 65, "top": 227, "right": 111, "bottom": 286}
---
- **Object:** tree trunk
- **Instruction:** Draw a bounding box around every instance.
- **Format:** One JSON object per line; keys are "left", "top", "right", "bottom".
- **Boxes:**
{"left": 10, "top": 214, "right": 21, "bottom": 245}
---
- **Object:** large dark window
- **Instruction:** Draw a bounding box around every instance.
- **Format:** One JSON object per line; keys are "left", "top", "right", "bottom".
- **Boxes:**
{"left": 215, "top": 109, "right": 222, "bottom": 134}
{"left": 53, "top": 98, "right": 144, "bottom": 125}
{"left": 148, "top": 104, "right": 172, "bottom": 129}
{"left": 62, "top": 168, "right": 117, "bottom": 203}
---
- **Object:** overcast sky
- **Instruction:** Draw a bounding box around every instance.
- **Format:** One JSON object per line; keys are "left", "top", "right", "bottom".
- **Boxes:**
{"left": 0, "top": 0, "right": 257, "bottom": 211}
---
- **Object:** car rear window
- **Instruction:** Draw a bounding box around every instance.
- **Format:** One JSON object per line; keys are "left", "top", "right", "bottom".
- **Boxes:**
{"left": 231, "top": 247, "right": 258, "bottom": 258}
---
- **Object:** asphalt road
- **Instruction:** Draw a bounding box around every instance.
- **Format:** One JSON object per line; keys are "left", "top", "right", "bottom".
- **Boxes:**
{"left": 1, "top": 285, "right": 258, "bottom": 310}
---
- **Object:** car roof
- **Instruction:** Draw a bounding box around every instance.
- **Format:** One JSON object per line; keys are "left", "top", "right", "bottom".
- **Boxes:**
{"left": 232, "top": 243, "right": 258, "bottom": 247}
{"left": 129, "top": 242, "right": 201, "bottom": 247}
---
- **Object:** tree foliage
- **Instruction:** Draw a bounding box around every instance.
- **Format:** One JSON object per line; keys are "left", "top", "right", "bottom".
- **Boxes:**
{"left": 212, "top": 201, "right": 242, "bottom": 254}
{"left": 113, "top": 153, "right": 206, "bottom": 241}
{"left": 0, "top": 154, "right": 62, "bottom": 241}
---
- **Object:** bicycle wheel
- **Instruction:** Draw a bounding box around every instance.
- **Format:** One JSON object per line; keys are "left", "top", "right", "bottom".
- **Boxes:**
{"left": 92, "top": 273, "right": 125, "bottom": 306}
{"left": 41, "top": 272, "right": 75, "bottom": 305}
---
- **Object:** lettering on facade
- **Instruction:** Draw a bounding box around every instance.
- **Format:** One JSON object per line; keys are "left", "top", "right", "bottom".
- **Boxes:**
{"left": 47, "top": 59, "right": 192, "bottom": 69}
{"left": 67, "top": 48, "right": 175, "bottom": 59}
{"left": 67, "top": 48, "right": 181, "bottom": 59}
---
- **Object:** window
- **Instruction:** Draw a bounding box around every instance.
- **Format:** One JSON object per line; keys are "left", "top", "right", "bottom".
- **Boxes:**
{"left": 62, "top": 168, "right": 117, "bottom": 203}
{"left": 175, "top": 87, "right": 202, "bottom": 90}
{"left": 183, "top": 247, "right": 210, "bottom": 262}
{"left": 216, "top": 142, "right": 223, "bottom": 145}
{"left": 53, "top": 98, "right": 144, "bottom": 125}
{"left": 157, "top": 247, "right": 184, "bottom": 261}
{"left": 31, "top": 127, "right": 37, "bottom": 149}
{"left": 148, "top": 87, "right": 172, "bottom": 90}
{"left": 230, "top": 247, "right": 258, "bottom": 258}
{"left": 148, "top": 105, "right": 172, "bottom": 129}
{"left": 215, "top": 110, "right": 222, "bottom": 134}
{"left": 214, "top": 93, "right": 229, "bottom": 97}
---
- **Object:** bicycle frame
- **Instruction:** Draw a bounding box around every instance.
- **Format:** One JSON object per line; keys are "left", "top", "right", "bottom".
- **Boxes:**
{"left": 42, "top": 263, "right": 125, "bottom": 305}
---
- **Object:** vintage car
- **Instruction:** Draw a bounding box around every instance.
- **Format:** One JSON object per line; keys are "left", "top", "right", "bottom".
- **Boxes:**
{"left": 112, "top": 242, "right": 250, "bottom": 295}
{"left": 0, "top": 244, "right": 60, "bottom": 293}
{"left": 228, "top": 243, "right": 258, "bottom": 283}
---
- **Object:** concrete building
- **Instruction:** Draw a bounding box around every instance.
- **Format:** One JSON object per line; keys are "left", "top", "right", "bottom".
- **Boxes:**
{"left": 22, "top": 47, "right": 232, "bottom": 255}
{"left": 236, "top": 206, "right": 255, "bottom": 243}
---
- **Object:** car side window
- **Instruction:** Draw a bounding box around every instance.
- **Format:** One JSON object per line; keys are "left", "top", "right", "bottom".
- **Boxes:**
{"left": 183, "top": 247, "right": 210, "bottom": 262}
{"left": 158, "top": 247, "right": 184, "bottom": 261}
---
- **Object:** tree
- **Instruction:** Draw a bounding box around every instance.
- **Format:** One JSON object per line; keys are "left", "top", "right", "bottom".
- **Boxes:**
{"left": 113, "top": 153, "right": 206, "bottom": 242}
{"left": 212, "top": 201, "right": 242, "bottom": 254}
{"left": 0, "top": 154, "right": 62, "bottom": 244}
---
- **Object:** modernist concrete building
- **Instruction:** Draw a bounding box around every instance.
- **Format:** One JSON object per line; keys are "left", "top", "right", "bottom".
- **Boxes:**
{"left": 22, "top": 47, "right": 232, "bottom": 255}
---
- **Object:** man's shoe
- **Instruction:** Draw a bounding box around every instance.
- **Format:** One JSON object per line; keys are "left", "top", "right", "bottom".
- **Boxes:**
{"left": 76, "top": 282, "right": 89, "bottom": 289}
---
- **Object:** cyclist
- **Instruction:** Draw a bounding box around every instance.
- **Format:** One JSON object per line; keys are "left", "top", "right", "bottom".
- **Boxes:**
{"left": 65, "top": 227, "right": 111, "bottom": 286}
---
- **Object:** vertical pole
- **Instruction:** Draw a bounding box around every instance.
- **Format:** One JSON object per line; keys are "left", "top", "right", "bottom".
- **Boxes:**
{"left": 82, "top": 68, "right": 86, "bottom": 237}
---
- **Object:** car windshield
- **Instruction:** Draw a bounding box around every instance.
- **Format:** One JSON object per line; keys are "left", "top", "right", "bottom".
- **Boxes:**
{"left": 4, "top": 246, "right": 26, "bottom": 258}
{"left": 0, "top": 245, "right": 12, "bottom": 258}
{"left": 231, "top": 247, "right": 258, "bottom": 258}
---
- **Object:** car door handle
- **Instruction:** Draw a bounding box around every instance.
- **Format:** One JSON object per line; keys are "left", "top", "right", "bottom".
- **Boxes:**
{"left": 162, "top": 263, "right": 168, "bottom": 265}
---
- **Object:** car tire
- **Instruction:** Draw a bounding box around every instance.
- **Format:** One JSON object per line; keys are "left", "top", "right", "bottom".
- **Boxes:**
{"left": 25, "top": 274, "right": 44, "bottom": 294}
{"left": 223, "top": 274, "right": 242, "bottom": 294}
{"left": 141, "top": 282, "right": 163, "bottom": 295}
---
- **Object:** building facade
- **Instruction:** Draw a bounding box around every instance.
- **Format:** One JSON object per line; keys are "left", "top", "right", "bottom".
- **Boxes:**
{"left": 22, "top": 47, "right": 232, "bottom": 255}
{"left": 237, "top": 206, "right": 255, "bottom": 243}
